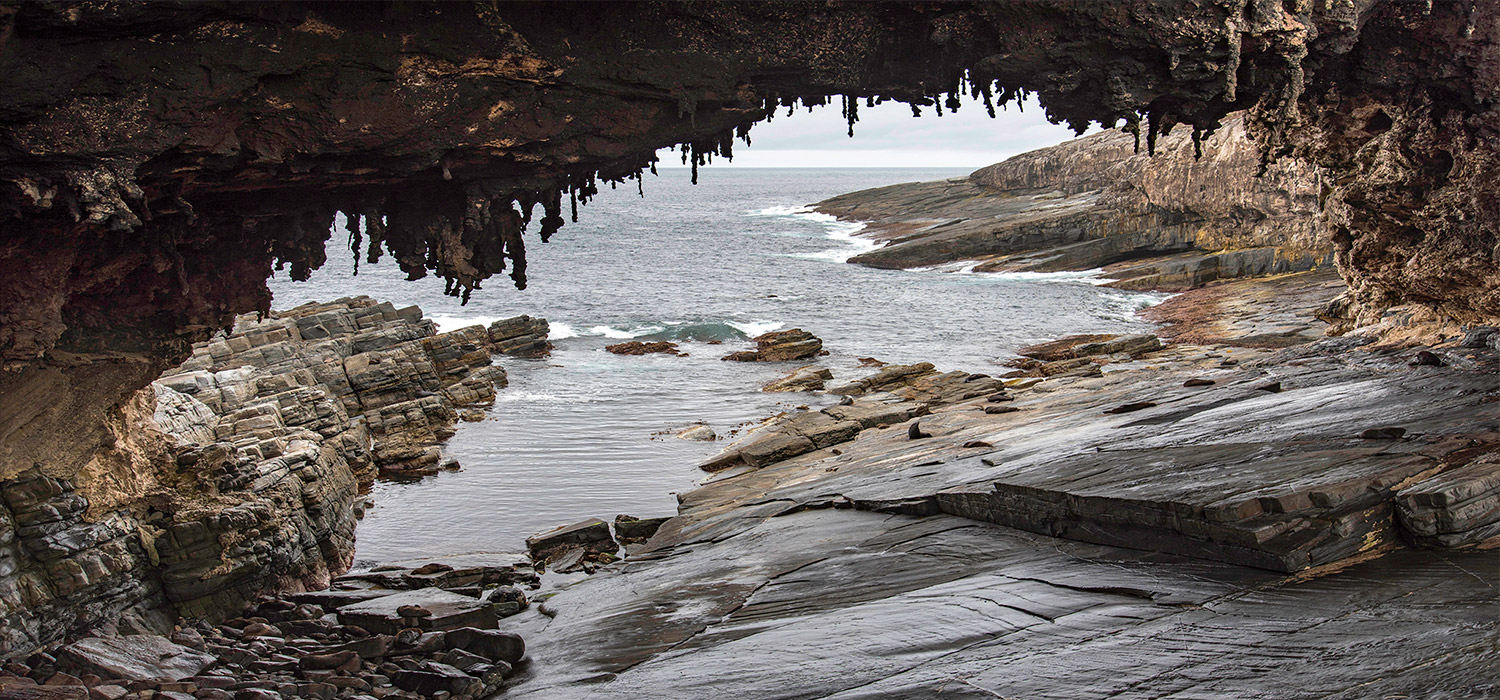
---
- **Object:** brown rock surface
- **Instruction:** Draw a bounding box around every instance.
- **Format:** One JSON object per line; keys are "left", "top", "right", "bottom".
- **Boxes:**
{"left": 0, "top": 297, "right": 539, "bottom": 660}
{"left": 605, "top": 341, "right": 683, "bottom": 356}
{"left": 720, "top": 329, "right": 823, "bottom": 363}
{"left": 819, "top": 113, "right": 1330, "bottom": 291}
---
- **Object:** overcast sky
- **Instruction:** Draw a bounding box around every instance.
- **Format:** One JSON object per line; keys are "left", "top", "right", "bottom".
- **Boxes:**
{"left": 659, "top": 96, "right": 1098, "bottom": 168}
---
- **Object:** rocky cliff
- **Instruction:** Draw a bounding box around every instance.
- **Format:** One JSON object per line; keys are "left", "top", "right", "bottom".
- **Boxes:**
{"left": 819, "top": 113, "right": 1331, "bottom": 290}
{"left": 0, "top": 298, "right": 547, "bottom": 659}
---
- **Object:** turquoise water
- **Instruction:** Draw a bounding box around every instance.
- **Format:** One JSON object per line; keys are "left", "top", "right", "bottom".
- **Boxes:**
{"left": 269, "top": 168, "right": 1167, "bottom": 562}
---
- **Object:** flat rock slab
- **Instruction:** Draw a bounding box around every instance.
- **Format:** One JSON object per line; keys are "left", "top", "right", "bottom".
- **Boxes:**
{"left": 337, "top": 588, "right": 497, "bottom": 635}
{"left": 671, "top": 340, "right": 1498, "bottom": 573}
{"left": 0, "top": 680, "right": 87, "bottom": 700}
{"left": 502, "top": 509, "right": 1497, "bottom": 699}
{"left": 337, "top": 552, "right": 536, "bottom": 590}
{"left": 284, "top": 588, "right": 396, "bottom": 610}
{"left": 58, "top": 635, "right": 215, "bottom": 682}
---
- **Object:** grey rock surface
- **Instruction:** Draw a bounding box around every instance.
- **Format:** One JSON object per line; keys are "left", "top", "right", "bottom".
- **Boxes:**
{"left": 57, "top": 636, "right": 213, "bottom": 682}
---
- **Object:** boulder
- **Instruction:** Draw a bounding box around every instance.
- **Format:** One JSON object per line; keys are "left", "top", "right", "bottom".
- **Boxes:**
{"left": 675, "top": 424, "right": 717, "bottom": 441}
{"left": 613, "top": 515, "right": 671, "bottom": 544}
{"left": 827, "top": 363, "right": 937, "bottom": 395}
{"left": 57, "top": 636, "right": 214, "bottom": 682}
{"left": 762, "top": 365, "right": 833, "bottom": 392}
{"left": 721, "top": 329, "right": 823, "bottom": 362}
{"left": 526, "top": 518, "right": 616, "bottom": 559}
{"left": 336, "top": 588, "right": 497, "bottom": 635}
{"left": 487, "top": 315, "right": 552, "bottom": 358}
{"left": 443, "top": 628, "right": 525, "bottom": 665}
{"left": 392, "top": 662, "right": 482, "bottom": 697}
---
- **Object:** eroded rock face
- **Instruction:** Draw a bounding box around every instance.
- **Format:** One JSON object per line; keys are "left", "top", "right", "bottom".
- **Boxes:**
{"left": 0, "top": 298, "right": 535, "bottom": 659}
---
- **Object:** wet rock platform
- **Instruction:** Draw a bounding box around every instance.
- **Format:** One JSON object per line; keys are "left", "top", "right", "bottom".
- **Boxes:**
{"left": 500, "top": 272, "right": 1500, "bottom": 699}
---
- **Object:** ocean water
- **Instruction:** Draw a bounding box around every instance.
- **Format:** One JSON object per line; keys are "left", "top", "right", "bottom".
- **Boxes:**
{"left": 268, "top": 168, "right": 1168, "bottom": 563}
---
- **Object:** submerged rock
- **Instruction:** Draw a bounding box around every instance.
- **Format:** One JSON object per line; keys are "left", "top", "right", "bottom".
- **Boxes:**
{"left": 605, "top": 341, "right": 683, "bottom": 356}
{"left": 674, "top": 424, "right": 717, "bottom": 441}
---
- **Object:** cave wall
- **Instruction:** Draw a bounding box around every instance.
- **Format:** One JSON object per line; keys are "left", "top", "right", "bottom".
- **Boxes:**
{"left": 0, "top": 0, "right": 1496, "bottom": 657}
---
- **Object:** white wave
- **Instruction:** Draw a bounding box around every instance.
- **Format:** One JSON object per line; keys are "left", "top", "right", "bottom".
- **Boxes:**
{"left": 910, "top": 259, "right": 984, "bottom": 274}
{"left": 495, "top": 390, "right": 596, "bottom": 404}
{"left": 748, "top": 204, "right": 814, "bottom": 217}
{"left": 728, "top": 320, "right": 784, "bottom": 337}
{"left": 548, "top": 321, "right": 580, "bottom": 340}
{"left": 586, "top": 324, "right": 663, "bottom": 339}
{"left": 430, "top": 315, "right": 500, "bottom": 333}
{"left": 796, "top": 220, "right": 878, "bottom": 263}
{"left": 973, "top": 268, "right": 1109, "bottom": 283}
{"left": 1097, "top": 290, "right": 1175, "bottom": 322}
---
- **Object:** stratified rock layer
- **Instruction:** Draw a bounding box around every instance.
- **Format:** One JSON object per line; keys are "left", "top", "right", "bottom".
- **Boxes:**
{"left": 0, "top": 298, "right": 543, "bottom": 661}
{"left": 498, "top": 272, "right": 1500, "bottom": 699}
{"left": 820, "top": 113, "right": 1330, "bottom": 289}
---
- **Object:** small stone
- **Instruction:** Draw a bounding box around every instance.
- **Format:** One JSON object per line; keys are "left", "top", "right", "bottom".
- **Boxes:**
{"left": 962, "top": 441, "right": 993, "bottom": 448}
{"left": 90, "top": 686, "right": 129, "bottom": 700}
{"left": 1411, "top": 350, "right": 1444, "bottom": 366}
{"left": 410, "top": 563, "right": 453, "bottom": 576}
{"left": 169, "top": 630, "right": 207, "bottom": 652}
{"left": 240, "top": 623, "right": 278, "bottom": 639}
{"left": 297, "top": 682, "right": 337, "bottom": 700}
{"left": 1103, "top": 401, "right": 1156, "bottom": 414}
{"left": 985, "top": 393, "right": 1013, "bottom": 402}
{"left": 326, "top": 677, "right": 371, "bottom": 692}
{"left": 298, "top": 651, "right": 360, "bottom": 674}
{"left": 983, "top": 405, "right": 1020, "bottom": 415}
{"left": 329, "top": 635, "right": 394, "bottom": 660}
{"left": 674, "top": 424, "right": 717, "bottom": 441}
{"left": 43, "top": 674, "right": 84, "bottom": 687}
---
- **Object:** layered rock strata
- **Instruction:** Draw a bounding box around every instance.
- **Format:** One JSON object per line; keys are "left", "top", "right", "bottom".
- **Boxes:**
{"left": 0, "top": 553, "right": 536, "bottom": 700}
{"left": 719, "top": 329, "right": 823, "bottom": 362}
{"left": 158, "top": 297, "right": 535, "bottom": 479}
{"left": 495, "top": 271, "right": 1500, "bottom": 698}
{"left": 818, "top": 113, "right": 1332, "bottom": 290}
{"left": 0, "top": 298, "right": 546, "bottom": 662}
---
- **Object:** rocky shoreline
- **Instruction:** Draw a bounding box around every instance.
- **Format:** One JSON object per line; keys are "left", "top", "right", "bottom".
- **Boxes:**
{"left": 0, "top": 297, "right": 552, "bottom": 664}
{"left": 4, "top": 273, "right": 1496, "bottom": 699}
{"left": 490, "top": 271, "right": 1499, "bottom": 699}
{"left": 816, "top": 113, "right": 1333, "bottom": 294}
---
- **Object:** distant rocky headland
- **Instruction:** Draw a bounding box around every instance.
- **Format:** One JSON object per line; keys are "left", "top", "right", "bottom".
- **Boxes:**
{"left": 819, "top": 113, "right": 1332, "bottom": 293}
